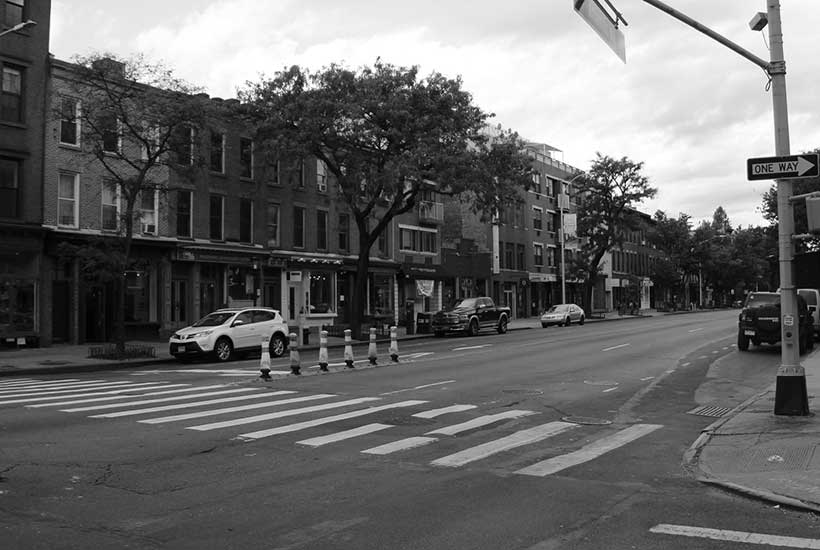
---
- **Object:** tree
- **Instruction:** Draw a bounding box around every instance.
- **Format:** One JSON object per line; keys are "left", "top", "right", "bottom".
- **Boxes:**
{"left": 762, "top": 147, "right": 820, "bottom": 251}
{"left": 568, "top": 154, "right": 657, "bottom": 313}
{"left": 240, "top": 61, "right": 533, "bottom": 336}
{"left": 646, "top": 211, "right": 694, "bottom": 307}
{"left": 57, "top": 53, "right": 210, "bottom": 352}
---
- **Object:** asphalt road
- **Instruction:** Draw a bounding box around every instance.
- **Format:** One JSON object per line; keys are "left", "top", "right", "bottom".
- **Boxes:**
{"left": 3, "top": 310, "right": 820, "bottom": 549}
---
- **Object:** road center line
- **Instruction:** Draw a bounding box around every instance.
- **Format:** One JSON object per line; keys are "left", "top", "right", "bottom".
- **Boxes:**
{"left": 649, "top": 524, "right": 820, "bottom": 548}
{"left": 688, "top": 328, "right": 704, "bottom": 333}
{"left": 380, "top": 380, "right": 455, "bottom": 395}
{"left": 452, "top": 344, "right": 492, "bottom": 351}
{"left": 601, "top": 343, "right": 630, "bottom": 352}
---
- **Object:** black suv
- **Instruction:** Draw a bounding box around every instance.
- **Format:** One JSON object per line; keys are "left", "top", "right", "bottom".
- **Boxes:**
{"left": 737, "top": 291, "right": 814, "bottom": 354}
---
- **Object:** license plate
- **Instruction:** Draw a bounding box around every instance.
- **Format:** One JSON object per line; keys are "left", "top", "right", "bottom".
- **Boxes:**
{"left": 744, "top": 330, "right": 755, "bottom": 336}
{"left": 176, "top": 345, "right": 185, "bottom": 353}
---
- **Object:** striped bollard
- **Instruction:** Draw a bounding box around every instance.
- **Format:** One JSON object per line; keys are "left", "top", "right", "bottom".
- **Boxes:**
{"left": 389, "top": 326, "right": 399, "bottom": 362}
{"left": 318, "top": 330, "right": 329, "bottom": 372}
{"left": 259, "top": 335, "right": 272, "bottom": 380}
{"left": 368, "top": 327, "right": 378, "bottom": 365}
{"left": 344, "top": 329, "right": 355, "bottom": 368}
{"left": 289, "top": 332, "right": 301, "bottom": 376}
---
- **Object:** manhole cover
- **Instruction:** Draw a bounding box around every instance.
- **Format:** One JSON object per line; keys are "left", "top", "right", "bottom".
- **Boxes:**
{"left": 687, "top": 405, "right": 733, "bottom": 418}
{"left": 561, "top": 416, "right": 612, "bottom": 426}
{"left": 502, "top": 388, "right": 543, "bottom": 395}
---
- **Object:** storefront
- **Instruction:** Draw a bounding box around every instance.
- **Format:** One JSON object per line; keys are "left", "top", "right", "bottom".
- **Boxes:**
{"left": 397, "top": 263, "right": 447, "bottom": 332}
{"left": 0, "top": 240, "right": 40, "bottom": 347}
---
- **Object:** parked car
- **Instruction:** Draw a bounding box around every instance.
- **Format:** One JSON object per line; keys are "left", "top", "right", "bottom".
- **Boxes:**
{"left": 431, "top": 297, "right": 510, "bottom": 337}
{"left": 797, "top": 288, "right": 820, "bottom": 337}
{"left": 169, "top": 307, "right": 289, "bottom": 362}
{"left": 737, "top": 291, "right": 813, "bottom": 354}
{"left": 541, "top": 304, "right": 585, "bottom": 327}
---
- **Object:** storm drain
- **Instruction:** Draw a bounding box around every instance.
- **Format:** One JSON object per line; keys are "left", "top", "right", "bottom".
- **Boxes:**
{"left": 687, "top": 404, "right": 733, "bottom": 418}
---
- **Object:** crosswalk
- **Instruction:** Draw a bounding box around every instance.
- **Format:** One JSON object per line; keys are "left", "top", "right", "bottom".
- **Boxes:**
{"left": 0, "top": 377, "right": 663, "bottom": 477}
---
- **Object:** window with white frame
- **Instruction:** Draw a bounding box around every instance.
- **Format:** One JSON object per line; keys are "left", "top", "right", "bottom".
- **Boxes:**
{"left": 59, "top": 97, "right": 80, "bottom": 146}
{"left": 57, "top": 172, "right": 78, "bottom": 227}
{"left": 101, "top": 181, "right": 119, "bottom": 231}
{"left": 140, "top": 190, "right": 157, "bottom": 235}
{"left": 316, "top": 159, "right": 327, "bottom": 192}
{"left": 0, "top": 64, "right": 22, "bottom": 123}
{"left": 267, "top": 202, "right": 280, "bottom": 247}
{"left": 532, "top": 206, "right": 543, "bottom": 231}
{"left": 533, "top": 242, "right": 544, "bottom": 267}
{"left": 399, "top": 225, "right": 437, "bottom": 254}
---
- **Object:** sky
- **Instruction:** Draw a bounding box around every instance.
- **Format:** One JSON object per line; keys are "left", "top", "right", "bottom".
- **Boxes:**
{"left": 49, "top": 1, "right": 820, "bottom": 229}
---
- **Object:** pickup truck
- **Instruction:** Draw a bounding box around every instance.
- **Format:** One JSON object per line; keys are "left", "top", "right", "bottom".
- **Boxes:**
{"left": 737, "top": 291, "right": 814, "bottom": 354}
{"left": 431, "top": 297, "right": 510, "bottom": 337}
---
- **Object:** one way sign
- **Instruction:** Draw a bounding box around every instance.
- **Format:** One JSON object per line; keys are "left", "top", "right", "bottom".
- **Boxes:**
{"left": 747, "top": 153, "right": 820, "bottom": 180}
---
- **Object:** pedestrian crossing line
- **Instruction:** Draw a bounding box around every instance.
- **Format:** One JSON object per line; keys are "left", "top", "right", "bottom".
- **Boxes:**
{"left": 0, "top": 382, "right": 185, "bottom": 406}
{"left": 26, "top": 384, "right": 226, "bottom": 408}
{"left": 18, "top": 383, "right": 190, "bottom": 406}
{"left": 361, "top": 436, "right": 439, "bottom": 455}
{"left": 60, "top": 388, "right": 269, "bottom": 413}
{"left": 297, "top": 423, "right": 393, "bottom": 447}
{"left": 0, "top": 378, "right": 43, "bottom": 387}
{"left": 138, "top": 393, "right": 337, "bottom": 424}
{"left": 191, "top": 397, "right": 383, "bottom": 432}
{"left": 514, "top": 423, "right": 663, "bottom": 477}
{"left": 0, "top": 380, "right": 154, "bottom": 398}
{"left": 430, "top": 421, "right": 578, "bottom": 468}
{"left": 650, "top": 524, "right": 820, "bottom": 549}
{"left": 425, "top": 410, "right": 537, "bottom": 436}
{"left": 413, "top": 404, "right": 477, "bottom": 419}
{"left": 0, "top": 379, "right": 111, "bottom": 393}
{"left": 88, "top": 390, "right": 298, "bottom": 419}
{"left": 234, "top": 400, "right": 428, "bottom": 440}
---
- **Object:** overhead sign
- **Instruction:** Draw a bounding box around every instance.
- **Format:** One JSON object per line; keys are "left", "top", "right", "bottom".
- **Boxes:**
{"left": 746, "top": 153, "right": 820, "bottom": 181}
{"left": 574, "top": 0, "right": 626, "bottom": 63}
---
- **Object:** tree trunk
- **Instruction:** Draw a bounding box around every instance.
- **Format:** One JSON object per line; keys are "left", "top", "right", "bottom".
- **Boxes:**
{"left": 349, "top": 230, "right": 372, "bottom": 340}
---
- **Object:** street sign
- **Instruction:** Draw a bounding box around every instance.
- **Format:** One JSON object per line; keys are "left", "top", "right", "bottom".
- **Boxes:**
{"left": 574, "top": 0, "right": 626, "bottom": 63}
{"left": 746, "top": 153, "right": 820, "bottom": 180}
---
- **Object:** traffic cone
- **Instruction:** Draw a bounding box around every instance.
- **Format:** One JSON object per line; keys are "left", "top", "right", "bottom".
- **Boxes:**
{"left": 289, "top": 332, "right": 300, "bottom": 375}
{"left": 389, "top": 326, "right": 399, "bottom": 362}
{"left": 259, "top": 335, "right": 272, "bottom": 380}
{"left": 344, "top": 329, "right": 354, "bottom": 368}
{"left": 368, "top": 327, "right": 378, "bottom": 365}
{"left": 319, "top": 330, "right": 329, "bottom": 372}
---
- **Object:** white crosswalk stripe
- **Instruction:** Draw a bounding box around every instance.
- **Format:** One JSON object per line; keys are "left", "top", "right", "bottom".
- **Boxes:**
{"left": 88, "top": 390, "right": 295, "bottom": 418}
{"left": 0, "top": 382, "right": 185, "bottom": 405}
{"left": 412, "top": 404, "right": 476, "bottom": 418}
{"left": 26, "top": 384, "right": 227, "bottom": 408}
{"left": 362, "top": 436, "right": 438, "bottom": 455}
{"left": 61, "top": 388, "right": 264, "bottom": 412}
{"left": 297, "top": 423, "right": 393, "bottom": 447}
{"left": 425, "top": 410, "right": 536, "bottom": 436}
{"left": 139, "top": 393, "right": 335, "bottom": 424}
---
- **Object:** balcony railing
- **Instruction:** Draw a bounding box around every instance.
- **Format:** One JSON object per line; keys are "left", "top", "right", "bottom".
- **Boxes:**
{"left": 418, "top": 200, "right": 444, "bottom": 224}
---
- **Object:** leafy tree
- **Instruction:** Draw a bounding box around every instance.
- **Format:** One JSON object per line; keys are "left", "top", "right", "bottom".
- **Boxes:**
{"left": 762, "top": 147, "right": 820, "bottom": 251}
{"left": 646, "top": 211, "right": 695, "bottom": 307}
{"left": 56, "top": 53, "right": 210, "bottom": 351}
{"left": 568, "top": 154, "right": 657, "bottom": 313}
{"left": 240, "top": 61, "right": 533, "bottom": 336}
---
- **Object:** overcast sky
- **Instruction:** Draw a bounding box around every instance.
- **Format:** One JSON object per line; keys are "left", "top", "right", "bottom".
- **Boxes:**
{"left": 49, "top": 1, "right": 820, "bottom": 229}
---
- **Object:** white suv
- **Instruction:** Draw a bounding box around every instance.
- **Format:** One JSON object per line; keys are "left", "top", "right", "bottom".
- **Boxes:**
{"left": 169, "top": 308, "right": 289, "bottom": 362}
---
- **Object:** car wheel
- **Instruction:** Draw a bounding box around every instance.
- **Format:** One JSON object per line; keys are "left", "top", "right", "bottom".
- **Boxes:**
{"left": 270, "top": 334, "right": 287, "bottom": 358}
{"left": 497, "top": 317, "right": 508, "bottom": 334}
{"left": 579, "top": 315, "right": 585, "bottom": 326}
{"left": 541, "top": 322, "right": 548, "bottom": 328}
{"left": 467, "top": 318, "right": 479, "bottom": 337}
{"left": 564, "top": 317, "right": 571, "bottom": 327}
{"left": 737, "top": 331, "right": 750, "bottom": 351}
{"left": 214, "top": 337, "right": 233, "bottom": 362}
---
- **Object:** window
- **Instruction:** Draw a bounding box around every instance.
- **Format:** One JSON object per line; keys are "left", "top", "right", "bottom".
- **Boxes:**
{"left": 532, "top": 206, "right": 543, "bottom": 231}
{"left": 59, "top": 97, "right": 80, "bottom": 146}
{"left": 532, "top": 172, "right": 542, "bottom": 194}
{"left": 101, "top": 181, "right": 119, "bottom": 231}
{"left": 140, "top": 122, "right": 160, "bottom": 161}
{"left": 513, "top": 203, "right": 524, "bottom": 227}
{"left": 316, "top": 209, "right": 328, "bottom": 250}
{"left": 293, "top": 206, "right": 305, "bottom": 248}
{"left": 399, "top": 225, "right": 437, "bottom": 254}
{"left": 267, "top": 202, "right": 280, "bottom": 247}
{"left": 57, "top": 172, "right": 79, "bottom": 227}
{"left": 269, "top": 160, "right": 280, "bottom": 186}
{"left": 0, "top": 157, "right": 19, "bottom": 218}
{"left": 176, "top": 190, "right": 192, "bottom": 238}
{"left": 209, "top": 194, "right": 223, "bottom": 240}
{"left": 316, "top": 159, "right": 327, "bottom": 192}
{"left": 1, "top": 65, "right": 22, "bottom": 123}
{"left": 546, "top": 212, "right": 556, "bottom": 233}
{"left": 292, "top": 159, "right": 305, "bottom": 187}
{"left": 517, "top": 244, "right": 525, "bottom": 270}
{"left": 239, "top": 198, "right": 253, "bottom": 243}
{"left": 504, "top": 243, "right": 514, "bottom": 269}
{"left": 210, "top": 130, "right": 224, "bottom": 173}
{"left": 240, "top": 138, "right": 253, "bottom": 179}
{"left": 309, "top": 271, "right": 334, "bottom": 314}
{"left": 140, "top": 190, "right": 157, "bottom": 234}
{"left": 534, "top": 243, "right": 544, "bottom": 267}
{"left": 171, "top": 125, "right": 193, "bottom": 165}
{"left": 97, "top": 112, "right": 120, "bottom": 153}
{"left": 378, "top": 226, "right": 388, "bottom": 255}
{"left": 4, "top": 0, "right": 24, "bottom": 27}
{"left": 338, "top": 213, "right": 349, "bottom": 252}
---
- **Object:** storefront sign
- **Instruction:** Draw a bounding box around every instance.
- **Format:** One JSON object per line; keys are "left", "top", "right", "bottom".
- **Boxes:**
{"left": 416, "top": 279, "right": 434, "bottom": 297}
{"left": 528, "top": 273, "right": 557, "bottom": 283}
{"left": 289, "top": 271, "right": 303, "bottom": 282}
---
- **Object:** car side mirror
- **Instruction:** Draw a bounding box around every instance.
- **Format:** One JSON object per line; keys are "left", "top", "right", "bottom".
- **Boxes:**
{"left": 233, "top": 320, "right": 245, "bottom": 327}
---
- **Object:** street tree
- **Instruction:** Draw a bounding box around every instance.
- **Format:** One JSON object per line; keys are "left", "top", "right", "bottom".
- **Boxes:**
{"left": 646, "top": 211, "right": 695, "bottom": 307}
{"left": 568, "top": 154, "right": 657, "bottom": 313}
{"left": 56, "top": 53, "right": 210, "bottom": 352}
{"left": 762, "top": 147, "right": 820, "bottom": 250}
{"left": 240, "top": 61, "right": 533, "bottom": 336}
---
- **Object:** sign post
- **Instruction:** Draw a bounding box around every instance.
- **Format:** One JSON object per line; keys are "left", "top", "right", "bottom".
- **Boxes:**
{"left": 573, "top": 0, "right": 627, "bottom": 63}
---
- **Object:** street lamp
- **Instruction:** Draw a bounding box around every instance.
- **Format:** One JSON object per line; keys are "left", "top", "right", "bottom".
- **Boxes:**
{"left": 0, "top": 19, "right": 36, "bottom": 38}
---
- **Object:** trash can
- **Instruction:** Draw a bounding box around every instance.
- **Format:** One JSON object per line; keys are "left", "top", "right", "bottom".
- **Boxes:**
{"left": 416, "top": 312, "right": 431, "bottom": 334}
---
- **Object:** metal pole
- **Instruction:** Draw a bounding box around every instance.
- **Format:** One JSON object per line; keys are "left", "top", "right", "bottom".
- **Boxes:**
{"left": 768, "top": 0, "right": 808, "bottom": 415}
{"left": 560, "top": 208, "right": 566, "bottom": 304}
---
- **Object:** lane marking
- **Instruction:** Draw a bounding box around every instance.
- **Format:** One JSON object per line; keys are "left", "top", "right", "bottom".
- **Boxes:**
{"left": 380, "top": 380, "right": 455, "bottom": 396}
{"left": 362, "top": 436, "right": 438, "bottom": 455}
{"left": 20, "top": 383, "right": 188, "bottom": 406}
{"left": 27, "top": 384, "right": 224, "bottom": 408}
{"left": 0, "top": 378, "right": 43, "bottom": 387}
{"left": 688, "top": 328, "right": 703, "bottom": 333}
{"left": 640, "top": 376, "right": 654, "bottom": 381}
{"left": 89, "top": 390, "right": 299, "bottom": 419}
{"left": 431, "top": 421, "right": 576, "bottom": 468}
{"left": 0, "top": 380, "right": 154, "bottom": 398}
{"left": 234, "top": 400, "right": 427, "bottom": 439}
{"left": 0, "top": 383, "right": 183, "bottom": 405}
{"left": 413, "top": 404, "right": 476, "bottom": 418}
{"left": 190, "top": 397, "right": 382, "bottom": 432}
{"left": 649, "top": 524, "right": 820, "bottom": 548}
{"left": 601, "top": 343, "right": 630, "bottom": 352}
{"left": 139, "top": 394, "right": 335, "bottom": 424}
{"left": 515, "top": 423, "right": 663, "bottom": 477}
{"left": 452, "top": 344, "right": 492, "bottom": 351}
{"left": 61, "top": 388, "right": 265, "bottom": 412}
{"left": 297, "top": 423, "right": 393, "bottom": 447}
{"left": 602, "top": 386, "right": 619, "bottom": 393}
{"left": 681, "top": 362, "right": 691, "bottom": 367}
{"left": 426, "top": 410, "right": 536, "bottom": 436}
{"left": 0, "top": 379, "right": 111, "bottom": 393}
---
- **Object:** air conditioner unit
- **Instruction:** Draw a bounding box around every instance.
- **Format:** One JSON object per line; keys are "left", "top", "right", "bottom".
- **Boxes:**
{"left": 141, "top": 223, "right": 156, "bottom": 234}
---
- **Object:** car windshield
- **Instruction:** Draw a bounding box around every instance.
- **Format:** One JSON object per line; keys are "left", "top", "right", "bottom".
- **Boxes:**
{"left": 547, "top": 305, "right": 568, "bottom": 313}
{"left": 454, "top": 298, "right": 478, "bottom": 309}
{"left": 191, "top": 312, "right": 235, "bottom": 327}
{"left": 745, "top": 294, "right": 779, "bottom": 307}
